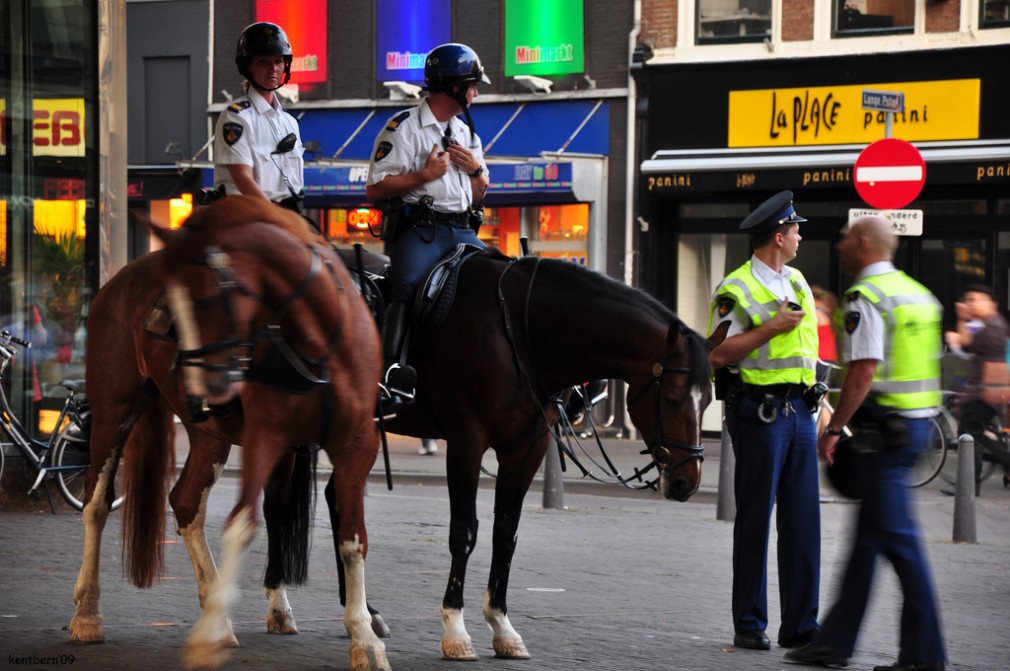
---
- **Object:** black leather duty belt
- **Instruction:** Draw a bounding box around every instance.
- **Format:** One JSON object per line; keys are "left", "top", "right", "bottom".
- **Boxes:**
{"left": 430, "top": 212, "right": 469, "bottom": 227}
{"left": 744, "top": 383, "right": 808, "bottom": 400}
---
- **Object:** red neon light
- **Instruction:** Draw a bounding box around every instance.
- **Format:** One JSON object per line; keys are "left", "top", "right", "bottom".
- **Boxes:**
{"left": 256, "top": 0, "right": 328, "bottom": 84}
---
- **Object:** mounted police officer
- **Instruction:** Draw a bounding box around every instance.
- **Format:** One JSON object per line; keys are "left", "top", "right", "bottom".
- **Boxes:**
{"left": 366, "top": 43, "right": 491, "bottom": 416}
{"left": 213, "top": 22, "right": 306, "bottom": 215}
{"left": 786, "top": 215, "right": 946, "bottom": 671}
{"left": 707, "top": 191, "right": 821, "bottom": 652}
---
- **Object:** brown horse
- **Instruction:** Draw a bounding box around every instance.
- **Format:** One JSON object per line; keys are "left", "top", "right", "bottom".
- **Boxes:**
{"left": 68, "top": 198, "right": 389, "bottom": 671}
{"left": 377, "top": 251, "right": 714, "bottom": 660}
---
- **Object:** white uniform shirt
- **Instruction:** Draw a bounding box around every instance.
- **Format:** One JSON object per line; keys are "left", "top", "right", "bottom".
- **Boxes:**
{"left": 715, "top": 255, "right": 806, "bottom": 339}
{"left": 213, "top": 87, "right": 304, "bottom": 202}
{"left": 367, "top": 99, "right": 488, "bottom": 214}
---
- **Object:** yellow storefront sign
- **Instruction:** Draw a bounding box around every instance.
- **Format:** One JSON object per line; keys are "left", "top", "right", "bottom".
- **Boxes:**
{"left": 728, "top": 79, "right": 979, "bottom": 147}
{"left": 0, "top": 98, "right": 86, "bottom": 157}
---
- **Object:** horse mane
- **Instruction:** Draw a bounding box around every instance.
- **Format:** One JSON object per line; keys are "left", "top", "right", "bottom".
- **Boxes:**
{"left": 182, "top": 196, "right": 323, "bottom": 247}
{"left": 531, "top": 257, "right": 712, "bottom": 389}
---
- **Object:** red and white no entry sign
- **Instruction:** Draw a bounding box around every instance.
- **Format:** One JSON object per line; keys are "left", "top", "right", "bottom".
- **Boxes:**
{"left": 853, "top": 138, "right": 926, "bottom": 210}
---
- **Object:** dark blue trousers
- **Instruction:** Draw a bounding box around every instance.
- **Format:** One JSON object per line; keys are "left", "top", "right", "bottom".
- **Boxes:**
{"left": 817, "top": 417, "right": 946, "bottom": 665}
{"left": 726, "top": 394, "right": 821, "bottom": 641}
{"left": 387, "top": 221, "right": 484, "bottom": 304}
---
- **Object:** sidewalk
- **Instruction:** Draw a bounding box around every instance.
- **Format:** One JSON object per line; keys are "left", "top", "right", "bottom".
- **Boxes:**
{"left": 0, "top": 428, "right": 1007, "bottom": 670}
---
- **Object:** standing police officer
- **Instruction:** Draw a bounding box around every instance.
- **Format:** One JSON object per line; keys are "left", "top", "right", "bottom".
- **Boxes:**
{"left": 366, "top": 43, "right": 490, "bottom": 412}
{"left": 707, "top": 191, "right": 821, "bottom": 652}
{"left": 213, "top": 22, "right": 306, "bottom": 214}
{"left": 786, "top": 216, "right": 946, "bottom": 671}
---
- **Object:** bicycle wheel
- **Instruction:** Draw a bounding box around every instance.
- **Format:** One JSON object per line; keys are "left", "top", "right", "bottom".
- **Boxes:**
{"left": 938, "top": 417, "right": 998, "bottom": 486}
{"left": 52, "top": 423, "right": 125, "bottom": 512}
{"left": 910, "top": 414, "right": 947, "bottom": 488}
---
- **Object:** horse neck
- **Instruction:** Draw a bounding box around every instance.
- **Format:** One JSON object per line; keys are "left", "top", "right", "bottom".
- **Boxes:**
{"left": 518, "top": 263, "right": 669, "bottom": 389}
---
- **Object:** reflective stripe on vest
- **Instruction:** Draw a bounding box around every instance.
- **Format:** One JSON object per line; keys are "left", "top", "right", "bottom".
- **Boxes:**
{"left": 846, "top": 272, "right": 942, "bottom": 410}
{"left": 709, "top": 261, "right": 817, "bottom": 386}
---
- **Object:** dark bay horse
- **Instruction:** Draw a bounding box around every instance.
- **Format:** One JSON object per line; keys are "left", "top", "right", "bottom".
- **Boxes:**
{"left": 381, "top": 252, "right": 714, "bottom": 660}
{"left": 68, "top": 198, "right": 389, "bottom": 671}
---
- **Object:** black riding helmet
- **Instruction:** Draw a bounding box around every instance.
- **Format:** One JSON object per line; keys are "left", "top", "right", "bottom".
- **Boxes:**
{"left": 423, "top": 43, "right": 490, "bottom": 135}
{"left": 235, "top": 22, "right": 293, "bottom": 91}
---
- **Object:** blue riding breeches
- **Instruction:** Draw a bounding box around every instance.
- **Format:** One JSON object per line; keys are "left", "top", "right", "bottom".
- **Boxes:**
{"left": 388, "top": 221, "right": 484, "bottom": 305}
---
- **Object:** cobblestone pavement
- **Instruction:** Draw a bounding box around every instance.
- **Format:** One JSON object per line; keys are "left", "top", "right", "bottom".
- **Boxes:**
{"left": 1, "top": 432, "right": 1008, "bottom": 670}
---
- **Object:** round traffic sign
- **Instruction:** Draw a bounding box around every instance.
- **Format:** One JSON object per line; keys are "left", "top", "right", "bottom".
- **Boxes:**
{"left": 853, "top": 138, "right": 926, "bottom": 210}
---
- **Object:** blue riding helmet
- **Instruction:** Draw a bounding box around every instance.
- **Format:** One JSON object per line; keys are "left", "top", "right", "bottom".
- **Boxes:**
{"left": 424, "top": 43, "right": 491, "bottom": 92}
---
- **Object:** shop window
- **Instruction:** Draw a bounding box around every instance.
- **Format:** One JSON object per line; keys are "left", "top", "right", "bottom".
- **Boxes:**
{"left": 835, "top": 0, "right": 914, "bottom": 36}
{"left": 477, "top": 207, "right": 521, "bottom": 257}
{"left": 981, "top": 0, "right": 1010, "bottom": 28}
{"left": 697, "top": 0, "right": 772, "bottom": 44}
{"left": 530, "top": 204, "right": 589, "bottom": 265}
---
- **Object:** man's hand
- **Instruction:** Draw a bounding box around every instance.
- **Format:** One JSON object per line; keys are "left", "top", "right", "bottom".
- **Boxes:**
{"left": 766, "top": 301, "right": 806, "bottom": 334}
{"left": 443, "top": 142, "right": 480, "bottom": 176}
{"left": 423, "top": 144, "right": 450, "bottom": 181}
{"left": 818, "top": 432, "right": 840, "bottom": 465}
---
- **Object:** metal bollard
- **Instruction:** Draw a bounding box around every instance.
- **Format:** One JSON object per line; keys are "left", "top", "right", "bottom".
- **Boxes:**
{"left": 952, "top": 433, "right": 977, "bottom": 543}
{"left": 716, "top": 414, "right": 736, "bottom": 522}
{"left": 542, "top": 441, "right": 565, "bottom": 510}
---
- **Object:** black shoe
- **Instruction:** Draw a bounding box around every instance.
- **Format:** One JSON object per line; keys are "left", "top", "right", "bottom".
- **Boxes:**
{"left": 385, "top": 363, "right": 417, "bottom": 402}
{"left": 376, "top": 385, "right": 403, "bottom": 421}
{"left": 733, "top": 631, "right": 771, "bottom": 650}
{"left": 784, "top": 642, "right": 849, "bottom": 667}
{"left": 872, "top": 663, "right": 944, "bottom": 671}
{"left": 779, "top": 630, "right": 819, "bottom": 649}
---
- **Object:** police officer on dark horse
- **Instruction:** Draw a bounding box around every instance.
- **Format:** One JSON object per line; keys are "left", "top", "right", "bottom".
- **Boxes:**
{"left": 366, "top": 43, "right": 491, "bottom": 418}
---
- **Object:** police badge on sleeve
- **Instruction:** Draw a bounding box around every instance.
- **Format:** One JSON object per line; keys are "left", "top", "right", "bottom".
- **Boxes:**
{"left": 222, "top": 122, "right": 244, "bottom": 146}
{"left": 374, "top": 141, "right": 393, "bottom": 162}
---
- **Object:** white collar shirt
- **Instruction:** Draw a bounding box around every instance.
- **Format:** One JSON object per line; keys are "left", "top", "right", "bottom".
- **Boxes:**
{"left": 367, "top": 98, "right": 487, "bottom": 214}
{"left": 214, "top": 87, "right": 304, "bottom": 202}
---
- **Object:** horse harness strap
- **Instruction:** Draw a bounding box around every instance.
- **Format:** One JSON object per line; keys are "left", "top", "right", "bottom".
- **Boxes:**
{"left": 626, "top": 350, "right": 706, "bottom": 472}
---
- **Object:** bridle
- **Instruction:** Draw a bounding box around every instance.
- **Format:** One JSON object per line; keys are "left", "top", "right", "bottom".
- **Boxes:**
{"left": 626, "top": 351, "right": 706, "bottom": 474}
{"left": 174, "top": 243, "right": 330, "bottom": 404}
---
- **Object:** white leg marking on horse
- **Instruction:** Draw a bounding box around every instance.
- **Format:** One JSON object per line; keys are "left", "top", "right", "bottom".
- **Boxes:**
{"left": 183, "top": 506, "right": 255, "bottom": 670}
{"left": 440, "top": 605, "right": 478, "bottom": 661}
{"left": 265, "top": 585, "right": 298, "bottom": 634}
{"left": 483, "top": 591, "right": 530, "bottom": 659}
{"left": 339, "top": 538, "right": 389, "bottom": 671}
{"left": 69, "top": 453, "right": 116, "bottom": 642}
{"left": 178, "top": 464, "right": 237, "bottom": 646}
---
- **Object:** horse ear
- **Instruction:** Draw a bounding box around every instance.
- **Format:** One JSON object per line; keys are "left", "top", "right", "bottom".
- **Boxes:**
{"left": 708, "top": 321, "right": 730, "bottom": 347}
{"left": 146, "top": 218, "right": 181, "bottom": 248}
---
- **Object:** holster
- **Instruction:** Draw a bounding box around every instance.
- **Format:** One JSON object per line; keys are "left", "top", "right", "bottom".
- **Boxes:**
{"left": 376, "top": 198, "right": 403, "bottom": 242}
{"left": 468, "top": 205, "right": 484, "bottom": 235}
{"left": 849, "top": 400, "right": 906, "bottom": 453}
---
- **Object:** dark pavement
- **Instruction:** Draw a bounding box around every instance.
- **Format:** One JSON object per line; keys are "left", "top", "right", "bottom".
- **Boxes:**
{"left": 1, "top": 429, "right": 1008, "bottom": 670}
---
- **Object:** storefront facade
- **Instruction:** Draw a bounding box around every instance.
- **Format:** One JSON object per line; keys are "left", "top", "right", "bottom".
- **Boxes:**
{"left": 1, "top": 1, "right": 127, "bottom": 443}
{"left": 638, "top": 44, "right": 1010, "bottom": 344}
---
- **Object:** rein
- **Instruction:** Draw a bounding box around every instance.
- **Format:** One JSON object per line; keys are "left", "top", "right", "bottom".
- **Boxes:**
{"left": 494, "top": 257, "right": 704, "bottom": 484}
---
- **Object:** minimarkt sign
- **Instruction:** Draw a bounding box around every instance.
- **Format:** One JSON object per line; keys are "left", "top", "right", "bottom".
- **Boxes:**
{"left": 504, "top": 0, "right": 585, "bottom": 77}
{"left": 375, "top": 0, "right": 451, "bottom": 82}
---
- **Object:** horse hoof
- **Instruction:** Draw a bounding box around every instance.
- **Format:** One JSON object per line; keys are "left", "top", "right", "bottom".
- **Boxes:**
{"left": 442, "top": 636, "right": 479, "bottom": 661}
{"left": 182, "top": 638, "right": 230, "bottom": 671}
{"left": 493, "top": 635, "right": 530, "bottom": 659}
{"left": 69, "top": 615, "right": 105, "bottom": 643}
{"left": 370, "top": 613, "right": 391, "bottom": 639}
{"left": 350, "top": 642, "right": 391, "bottom": 671}
{"left": 267, "top": 608, "right": 299, "bottom": 635}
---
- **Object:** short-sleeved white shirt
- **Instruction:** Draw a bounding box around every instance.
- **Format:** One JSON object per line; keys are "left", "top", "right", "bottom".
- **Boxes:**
{"left": 839, "top": 261, "right": 893, "bottom": 364}
{"left": 367, "top": 99, "right": 488, "bottom": 214}
{"left": 213, "top": 87, "right": 304, "bottom": 202}
{"left": 714, "top": 256, "right": 807, "bottom": 339}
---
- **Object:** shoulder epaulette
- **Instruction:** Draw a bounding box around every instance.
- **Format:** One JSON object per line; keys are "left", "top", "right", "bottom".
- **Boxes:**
{"left": 385, "top": 110, "right": 411, "bottom": 132}
{"left": 227, "top": 100, "right": 252, "bottom": 113}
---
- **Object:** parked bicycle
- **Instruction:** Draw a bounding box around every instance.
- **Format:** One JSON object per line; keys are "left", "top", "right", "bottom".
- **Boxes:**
{"left": 0, "top": 330, "right": 122, "bottom": 512}
{"left": 814, "top": 360, "right": 953, "bottom": 488}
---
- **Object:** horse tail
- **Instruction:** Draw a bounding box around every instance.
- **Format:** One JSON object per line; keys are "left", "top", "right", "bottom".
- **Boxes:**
{"left": 278, "top": 449, "right": 317, "bottom": 585}
{"left": 121, "top": 396, "right": 175, "bottom": 588}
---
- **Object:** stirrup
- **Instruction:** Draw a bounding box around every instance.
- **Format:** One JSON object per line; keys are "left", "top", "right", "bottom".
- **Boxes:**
{"left": 384, "top": 363, "right": 417, "bottom": 402}
{"left": 376, "top": 384, "right": 402, "bottom": 421}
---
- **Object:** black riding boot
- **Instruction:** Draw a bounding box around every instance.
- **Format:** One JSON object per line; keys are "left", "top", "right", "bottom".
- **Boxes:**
{"left": 380, "top": 302, "right": 417, "bottom": 413}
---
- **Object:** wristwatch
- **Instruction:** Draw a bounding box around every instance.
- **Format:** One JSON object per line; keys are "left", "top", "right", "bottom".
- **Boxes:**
{"left": 824, "top": 426, "right": 845, "bottom": 437}
{"left": 468, "top": 166, "right": 484, "bottom": 178}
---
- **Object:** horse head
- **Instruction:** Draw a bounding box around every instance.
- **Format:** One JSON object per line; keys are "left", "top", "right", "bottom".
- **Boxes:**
{"left": 148, "top": 198, "right": 335, "bottom": 421}
{"left": 626, "top": 320, "right": 714, "bottom": 501}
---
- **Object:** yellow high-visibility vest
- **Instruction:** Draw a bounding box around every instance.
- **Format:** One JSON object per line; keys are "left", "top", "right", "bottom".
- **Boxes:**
{"left": 708, "top": 261, "right": 817, "bottom": 386}
{"left": 844, "top": 271, "right": 942, "bottom": 410}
